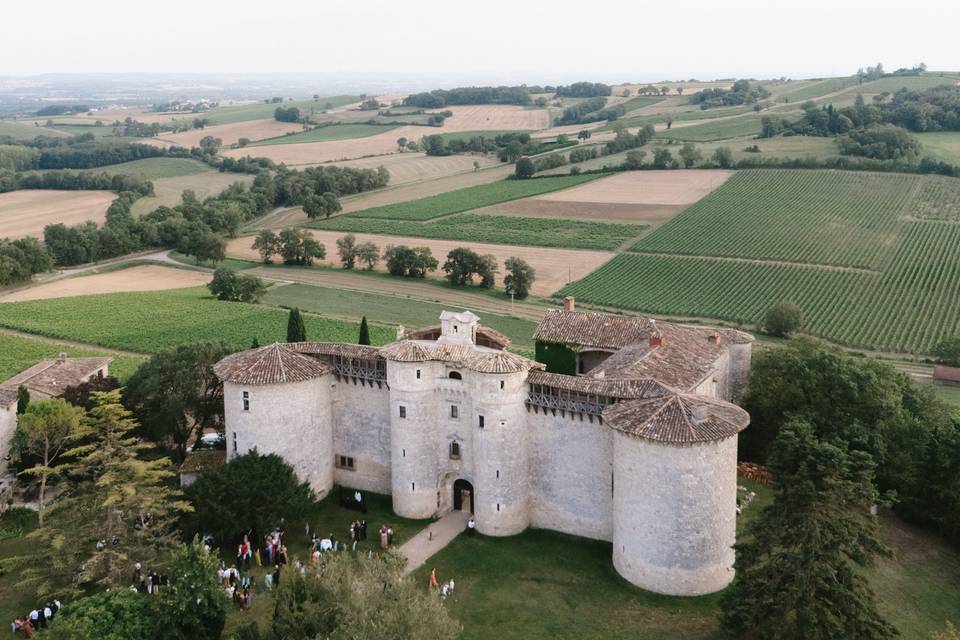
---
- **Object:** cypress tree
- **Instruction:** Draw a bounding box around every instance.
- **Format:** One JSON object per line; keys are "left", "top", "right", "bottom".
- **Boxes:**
{"left": 286, "top": 308, "right": 306, "bottom": 343}
{"left": 16, "top": 385, "right": 29, "bottom": 414}
{"left": 358, "top": 316, "right": 371, "bottom": 345}
{"left": 720, "top": 421, "right": 896, "bottom": 639}
{"left": 251, "top": 337, "right": 260, "bottom": 349}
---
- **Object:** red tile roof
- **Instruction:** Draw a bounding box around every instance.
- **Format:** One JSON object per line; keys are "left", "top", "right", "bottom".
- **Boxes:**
{"left": 0, "top": 356, "right": 112, "bottom": 400}
{"left": 213, "top": 343, "right": 332, "bottom": 385}
{"left": 603, "top": 392, "right": 749, "bottom": 444}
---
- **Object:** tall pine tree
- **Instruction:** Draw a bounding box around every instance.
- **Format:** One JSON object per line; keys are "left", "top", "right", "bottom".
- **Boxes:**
{"left": 358, "top": 316, "right": 371, "bottom": 345}
{"left": 720, "top": 421, "right": 896, "bottom": 639}
{"left": 287, "top": 307, "right": 306, "bottom": 343}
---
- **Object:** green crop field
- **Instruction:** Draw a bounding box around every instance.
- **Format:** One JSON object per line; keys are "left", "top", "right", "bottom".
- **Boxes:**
{"left": 561, "top": 169, "right": 960, "bottom": 355}
{"left": 603, "top": 105, "right": 754, "bottom": 132}
{"left": 346, "top": 174, "right": 602, "bottom": 221}
{"left": 0, "top": 332, "right": 144, "bottom": 382}
{"left": 657, "top": 116, "right": 763, "bottom": 141}
{"left": 249, "top": 123, "right": 399, "bottom": 146}
{"left": 49, "top": 124, "right": 119, "bottom": 138}
{"left": 915, "top": 131, "right": 960, "bottom": 166}
{"left": 0, "top": 288, "right": 393, "bottom": 354}
{"left": 204, "top": 95, "right": 359, "bottom": 125}
{"left": 80, "top": 157, "right": 209, "bottom": 179}
{"left": 0, "top": 121, "right": 71, "bottom": 141}
{"left": 311, "top": 213, "right": 644, "bottom": 250}
{"left": 263, "top": 283, "right": 539, "bottom": 349}
{"left": 773, "top": 77, "right": 859, "bottom": 102}
{"left": 618, "top": 95, "right": 664, "bottom": 112}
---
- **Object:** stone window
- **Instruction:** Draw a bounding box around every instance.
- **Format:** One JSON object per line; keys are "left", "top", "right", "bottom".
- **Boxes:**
{"left": 336, "top": 455, "right": 355, "bottom": 470}
{"left": 478, "top": 414, "right": 485, "bottom": 428}
{"left": 449, "top": 442, "right": 461, "bottom": 459}
{"left": 242, "top": 391, "right": 250, "bottom": 411}
{"left": 232, "top": 432, "right": 237, "bottom": 453}
{"left": 496, "top": 503, "right": 500, "bottom": 512}
{"left": 411, "top": 482, "right": 416, "bottom": 491}
{"left": 499, "top": 380, "right": 505, "bottom": 390}
{"left": 399, "top": 406, "right": 406, "bottom": 418}
{"left": 416, "top": 369, "right": 421, "bottom": 379}
{"left": 496, "top": 469, "right": 500, "bottom": 479}
{"left": 450, "top": 405, "right": 459, "bottom": 419}
{"left": 449, "top": 371, "right": 462, "bottom": 380}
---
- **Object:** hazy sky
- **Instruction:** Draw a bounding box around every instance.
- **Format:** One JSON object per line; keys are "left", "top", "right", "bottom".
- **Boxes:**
{"left": 3, "top": 0, "right": 957, "bottom": 82}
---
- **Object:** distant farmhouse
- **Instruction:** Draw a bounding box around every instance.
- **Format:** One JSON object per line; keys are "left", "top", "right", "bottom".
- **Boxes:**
{"left": 214, "top": 299, "right": 753, "bottom": 596}
{"left": 0, "top": 354, "right": 112, "bottom": 478}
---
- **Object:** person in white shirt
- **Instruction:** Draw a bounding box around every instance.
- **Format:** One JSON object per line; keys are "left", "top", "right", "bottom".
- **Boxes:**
{"left": 320, "top": 536, "right": 333, "bottom": 552}
{"left": 467, "top": 517, "right": 476, "bottom": 536}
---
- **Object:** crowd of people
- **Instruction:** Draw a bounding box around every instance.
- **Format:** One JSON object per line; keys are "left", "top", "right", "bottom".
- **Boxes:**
{"left": 10, "top": 601, "right": 60, "bottom": 638}
{"left": 132, "top": 562, "right": 169, "bottom": 595}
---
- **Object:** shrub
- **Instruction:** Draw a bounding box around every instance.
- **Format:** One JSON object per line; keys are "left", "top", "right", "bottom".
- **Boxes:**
{"left": 207, "top": 268, "right": 268, "bottom": 303}
{"left": 515, "top": 157, "right": 535, "bottom": 179}
{"left": 764, "top": 301, "right": 803, "bottom": 337}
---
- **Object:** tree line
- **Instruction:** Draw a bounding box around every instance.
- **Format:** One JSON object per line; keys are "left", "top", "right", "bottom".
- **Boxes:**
{"left": 403, "top": 85, "right": 532, "bottom": 108}
{"left": 0, "top": 135, "right": 168, "bottom": 170}
{"left": 553, "top": 82, "right": 612, "bottom": 98}
{"left": 690, "top": 79, "right": 769, "bottom": 109}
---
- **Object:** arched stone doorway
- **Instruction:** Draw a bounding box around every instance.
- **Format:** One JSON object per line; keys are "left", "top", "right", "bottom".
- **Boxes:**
{"left": 453, "top": 478, "right": 474, "bottom": 513}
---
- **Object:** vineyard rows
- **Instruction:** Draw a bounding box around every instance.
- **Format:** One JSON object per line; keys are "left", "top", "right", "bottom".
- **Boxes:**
{"left": 631, "top": 170, "right": 918, "bottom": 270}
{"left": 563, "top": 169, "right": 960, "bottom": 355}
{"left": 912, "top": 175, "right": 960, "bottom": 220}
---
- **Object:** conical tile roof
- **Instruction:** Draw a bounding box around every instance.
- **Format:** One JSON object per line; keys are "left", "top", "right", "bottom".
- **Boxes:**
{"left": 602, "top": 392, "right": 749, "bottom": 444}
{"left": 214, "top": 343, "right": 332, "bottom": 385}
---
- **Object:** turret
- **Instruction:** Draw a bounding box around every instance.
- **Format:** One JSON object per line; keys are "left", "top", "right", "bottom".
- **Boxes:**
{"left": 214, "top": 343, "right": 335, "bottom": 498}
{"left": 603, "top": 392, "right": 749, "bottom": 596}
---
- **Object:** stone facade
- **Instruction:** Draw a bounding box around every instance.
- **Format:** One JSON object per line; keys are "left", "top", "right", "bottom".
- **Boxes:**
{"left": 216, "top": 306, "right": 753, "bottom": 596}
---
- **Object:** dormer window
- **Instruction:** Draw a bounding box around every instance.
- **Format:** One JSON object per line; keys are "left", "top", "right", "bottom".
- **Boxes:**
{"left": 449, "top": 371, "right": 462, "bottom": 380}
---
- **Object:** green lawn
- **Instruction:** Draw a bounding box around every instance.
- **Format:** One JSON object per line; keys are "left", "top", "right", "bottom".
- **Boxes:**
{"left": 618, "top": 95, "right": 665, "bottom": 113}
{"left": 0, "top": 288, "right": 393, "bottom": 354}
{"left": 204, "top": 96, "right": 359, "bottom": 125}
{"left": 167, "top": 251, "right": 260, "bottom": 271}
{"left": 249, "top": 123, "right": 399, "bottom": 147}
{"left": 263, "top": 283, "right": 539, "bottom": 349}
{"left": 0, "top": 510, "right": 40, "bottom": 629}
{"left": 49, "top": 124, "right": 120, "bottom": 138}
{"left": 0, "top": 121, "right": 71, "bottom": 141}
{"left": 346, "top": 174, "right": 603, "bottom": 221}
{"left": 311, "top": 213, "right": 645, "bottom": 251}
{"left": 0, "top": 332, "right": 144, "bottom": 382}
{"left": 915, "top": 131, "right": 960, "bottom": 166}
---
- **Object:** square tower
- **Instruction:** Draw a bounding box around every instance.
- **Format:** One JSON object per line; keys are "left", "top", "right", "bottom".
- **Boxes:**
{"left": 438, "top": 310, "right": 480, "bottom": 346}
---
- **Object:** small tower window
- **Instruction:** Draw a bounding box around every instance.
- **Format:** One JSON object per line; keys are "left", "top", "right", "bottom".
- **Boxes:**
{"left": 449, "top": 442, "right": 461, "bottom": 459}
{"left": 336, "top": 455, "right": 355, "bottom": 470}
{"left": 449, "top": 371, "right": 462, "bottom": 380}
{"left": 478, "top": 415, "right": 485, "bottom": 428}
{"left": 242, "top": 391, "right": 250, "bottom": 411}
{"left": 416, "top": 369, "right": 421, "bottom": 379}
{"left": 399, "top": 406, "right": 406, "bottom": 419}
{"left": 232, "top": 432, "right": 237, "bottom": 453}
{"left": 453, "top": 325, "right": 459, "bottom": 333}
{"left": 450, "top": 405, "right": 459, "bottom": 419}
{"left": 500, "top": 380, "right": 505, "bottom": 390}
{"left": 411, "top": 482, "right": 415, "bottom": 491}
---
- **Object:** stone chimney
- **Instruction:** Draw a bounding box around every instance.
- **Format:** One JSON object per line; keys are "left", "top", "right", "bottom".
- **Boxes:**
{"left": 649, "top": 331, "right": 666, "bottom": 348}
{"left": 708, "top": 331, "right": 722, "bottom": 346}
{"left": 563, "top": 296, "right": 575, "bottom": 312}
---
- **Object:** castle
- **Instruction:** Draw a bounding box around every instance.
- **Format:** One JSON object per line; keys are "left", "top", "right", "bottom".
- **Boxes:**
{"left": 214, "top": 298, "right": 753, "bottom": 596}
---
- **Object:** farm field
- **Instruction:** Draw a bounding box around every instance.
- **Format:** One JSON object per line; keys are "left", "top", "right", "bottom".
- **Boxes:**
{"left": 229, "top": 231, "right": 615, "bottom": 296}
{"left": 0, "top": 264, "right": 210, "bottom": 302}
{"left": 151, "top": 118, "right": 305, "bottom": 147}
{"left": 437, "top": 130, "right": 523, "bottom": 143}
{"left": 316, "top": 153, "right": 500, "bottom": 185}
{"left": 436, "top": 105, "right": 550, "bottom": 132}
{"left": 130, "top": 170, "right": 254, "bottom": 216}
{"left": 198, "top": 95, "right": 360, "bottom": 125}
{"left": 346, "top": 174, "right": 602, "bottom": 221}
{"left": 0, "top": 287, "right": 393, "bottom": 353}
{"left": 561, "top": 169, "right": 960, "bottom": 355}
{"left": 657, "top": 115, "right": 763, "bottom": 141}
{"left": 263, "top": 282, "right": 539, "bottom": 349}
{"left": 48, "top": 123, "right": 121, "bottom": 138}
{"left": 914, "top": 131, "right": 960, "bottom": 166}
{"left": 477, "top": 170, "right": 732, "bottom": 223}
{"left": 0, "top": 189, "right": 115, "bottom": 239}
{"left": 79, "top": 156, "right": 209, "bottom": 179}
{"left": 249, "top": 123, "right": 399, "bottom": 146}
{"left": 0, "top": 332, "right": 144, "bottom": 383}
{"left": 0, "top": 121, "right": 71, "bottom": 140}
{"left": 310, "top": 213, "right": 644, "bottom": 250}
{"left": 221, "top": 125, "right": 412, "bottom": 165}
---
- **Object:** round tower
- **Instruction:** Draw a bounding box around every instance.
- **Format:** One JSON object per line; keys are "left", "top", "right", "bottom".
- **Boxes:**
{"left": 215, "top": 343, "right": 335, "bottom": 498}
{"left": 382, "top": 342, "right": 439, "bottom": 519}
{"left": 470, "top": 356, "right": 533, "bottom": 536}
{"left": 603, "top": 392, "right": 749, "bottom": 596}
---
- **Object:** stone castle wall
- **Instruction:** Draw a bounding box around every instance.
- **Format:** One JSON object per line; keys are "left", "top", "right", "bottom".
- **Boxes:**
{"left": 330, "top": 378, "right": 392, "bottom": 493}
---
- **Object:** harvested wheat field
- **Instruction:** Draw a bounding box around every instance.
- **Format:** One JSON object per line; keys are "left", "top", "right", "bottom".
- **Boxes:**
{"left": 227, "top": 231, "right": 612, "bottom": 296}
{"left": 438, "top": 105, "right": 550, "bottom": 132}
{"left": 153, "top": 119, "right": 305, "bottom": 148}
{"left": 477, "top": 170, "right": 733, "bottom": 223}
{"left": 310, "top": 153, "right": 501, "bottom": 185}
{"left": 222, "top": 125, "right": 418, "bottom": 165}
{"left": 0, "top": 265, "right": 210, "bottom": 302}
{"left": 0, "top": 190, "right": 115, "bottom": 239}
{"left": 130, "top": 171, "right": 254, "bottom": 216}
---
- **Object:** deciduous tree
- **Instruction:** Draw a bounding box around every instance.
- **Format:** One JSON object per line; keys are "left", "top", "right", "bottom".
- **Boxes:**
{"left": 764, "top": 301, "right": 802, "bottom": 337}
{"left": 504, "top": 257, "right": 535, "bottom": 299}
{"left": 252, "top": 229, "right": 280, "bottom": 264}
{"left": 337, "top": 234, "right": 357, "bottom": 269}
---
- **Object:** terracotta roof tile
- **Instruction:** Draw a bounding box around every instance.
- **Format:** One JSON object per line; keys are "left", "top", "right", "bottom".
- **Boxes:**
{"left": 287, "top": 342, "right": 383, "bottom": 360}
{"left": 603, "top": 392, "right": 749, "bottom": 444}
{"left": 0, "top": 356, "right": 113, "bottom": 399}
{"left": 526, "top": 370, "right": 673, "bottom": 399}
{"left": 534, "top": 310, "right": 653, "bottom": 350}
{"left": 406, "top": 324, "right": 511, "bottom": 350}
{"left": 214, "top": 343, "right": 332, "bottom": 385}
{"left": 379, "top": 340, "right": 541, "bottom": 374}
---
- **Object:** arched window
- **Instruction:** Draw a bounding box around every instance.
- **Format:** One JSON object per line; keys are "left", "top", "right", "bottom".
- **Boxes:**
{"left": 449, "top": 441, "right": 461, "bottom": 459}
{"left": 449, "top": 371, "right": 462, "bottom": 380}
